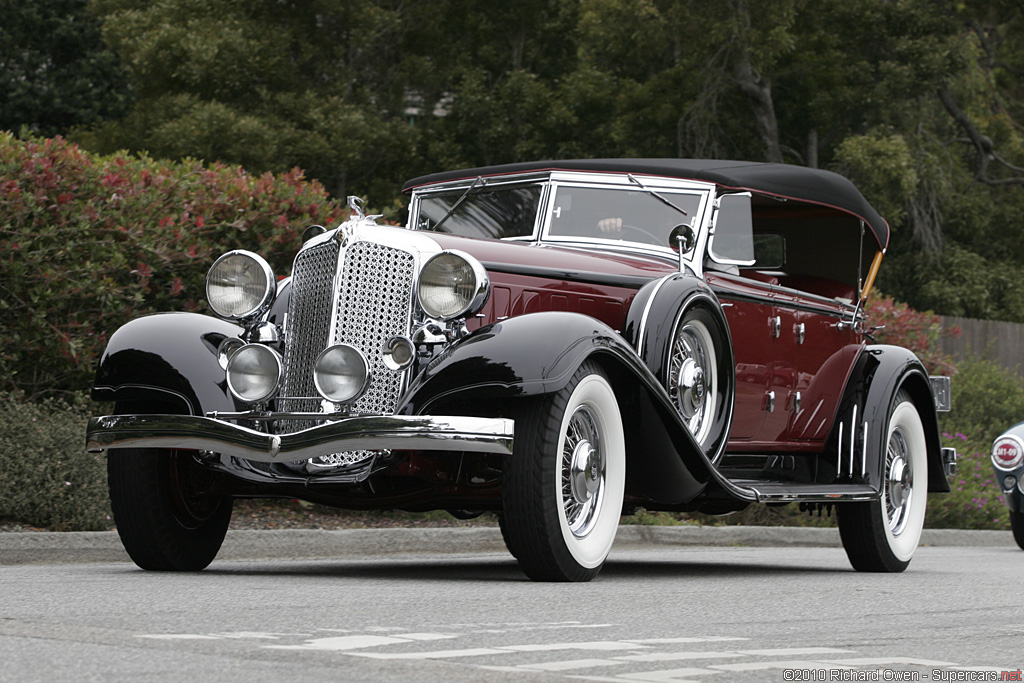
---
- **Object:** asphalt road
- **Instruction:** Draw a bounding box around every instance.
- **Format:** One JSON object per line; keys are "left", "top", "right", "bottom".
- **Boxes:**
{"left": 0, "top": 527, "right": 1021, "bottom": 683}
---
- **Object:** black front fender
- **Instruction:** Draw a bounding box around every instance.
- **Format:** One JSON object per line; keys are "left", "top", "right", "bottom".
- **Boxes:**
{"left": 92, "top": 312, "right": 245, "bottom": 416}
{"left": 399, "top": 311, "right": 716, "bottom": 504}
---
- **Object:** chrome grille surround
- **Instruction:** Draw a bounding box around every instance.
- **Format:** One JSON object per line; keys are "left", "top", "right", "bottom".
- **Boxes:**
{"left": 276, "top": 224, "right": 437, "bottom": 472}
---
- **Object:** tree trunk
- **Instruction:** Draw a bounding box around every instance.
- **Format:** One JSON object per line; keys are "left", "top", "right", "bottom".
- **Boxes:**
{"left": 733, "top": 51, "right": 784, "bottom": 163}
{"left": 730, "top": 0, "right": 784, "bottom": 163}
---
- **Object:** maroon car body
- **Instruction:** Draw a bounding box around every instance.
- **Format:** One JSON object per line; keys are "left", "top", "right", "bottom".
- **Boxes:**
{"left": 87, "top": 159, "right": 956, "bottom": 581}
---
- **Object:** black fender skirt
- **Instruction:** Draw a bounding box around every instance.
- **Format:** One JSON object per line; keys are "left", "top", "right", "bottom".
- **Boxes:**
{"left": 400, "top": 310, "right": 717, "bottom": 504}
{"left": 91, "top": 312, "right": 245, "bottom": 416}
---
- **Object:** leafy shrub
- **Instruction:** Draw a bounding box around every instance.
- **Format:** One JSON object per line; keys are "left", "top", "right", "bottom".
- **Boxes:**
{"left": 865, "top": 293, "right": 958, "bottom": 374}
{"left": 0, "top": 132, "right": 345, "bottom": 398}
{"left": 925, "top": 432, "right": 1009, "bottom": 530}
{"left": 924, "top": 357, "right": 1024, "bottom": 530}
{"left": 0, "top": 391, "right": 111, "bottom": 530}
{"left": 939, "top": 357, "right": 1024, "bottom": 446}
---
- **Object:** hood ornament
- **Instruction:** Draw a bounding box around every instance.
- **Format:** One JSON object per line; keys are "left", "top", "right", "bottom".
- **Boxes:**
{"left": 336, "top": 196, "right": 383, "bottom": 244}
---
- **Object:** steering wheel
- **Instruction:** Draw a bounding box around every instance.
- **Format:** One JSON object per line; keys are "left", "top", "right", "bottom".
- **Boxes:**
{"left": 616, "top": 224, "right": 663, "bottom": 245}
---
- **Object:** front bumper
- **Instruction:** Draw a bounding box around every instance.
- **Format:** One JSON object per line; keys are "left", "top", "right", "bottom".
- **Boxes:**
{"left": 86, "top": 413, "right": 514, "bottom": 462}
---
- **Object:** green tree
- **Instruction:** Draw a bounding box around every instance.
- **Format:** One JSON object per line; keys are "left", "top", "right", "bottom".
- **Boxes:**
{"left": 0, "top": 0, "right": 132, "bottom": 136}
{"left": 81, "top": 0, "right": 416, "bottom": 204}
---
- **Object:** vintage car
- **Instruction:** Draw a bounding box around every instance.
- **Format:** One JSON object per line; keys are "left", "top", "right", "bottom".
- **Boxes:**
{"left": 991, "top": 425, "right": 1024, "bottom": 550}
{"left": 86, "top": 159, "right": 957, "bottom": 581}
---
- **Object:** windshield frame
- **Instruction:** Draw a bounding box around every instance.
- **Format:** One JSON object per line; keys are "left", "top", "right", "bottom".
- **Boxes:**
{"left": 409, "top": 175, "right": 549, "bottom": 242}
{"left": 407, "top": 170, "right": 716, "bottom": 272}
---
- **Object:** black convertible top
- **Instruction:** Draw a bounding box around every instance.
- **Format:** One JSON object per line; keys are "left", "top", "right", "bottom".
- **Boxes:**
{"left": 403, "top": 158, "right": 889, "bottom": 250}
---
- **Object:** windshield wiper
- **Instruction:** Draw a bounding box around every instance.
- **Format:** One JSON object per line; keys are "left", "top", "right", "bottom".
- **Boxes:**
{"left": 428, "top": 176, "right": 487, "bottom": 233}
{"left": 627, "top": 174, "right": 689, "bottom": 217}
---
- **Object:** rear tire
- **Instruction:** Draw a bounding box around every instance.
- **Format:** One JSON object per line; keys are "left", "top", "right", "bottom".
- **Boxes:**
{"left": 501, "top": 361, "right": 625, "bottom": 582}
{"left": 108, "top": 448, "right": 232, "bottom": 571}
{"left": 838, "top": 392, "right": 927, "bottom": 572}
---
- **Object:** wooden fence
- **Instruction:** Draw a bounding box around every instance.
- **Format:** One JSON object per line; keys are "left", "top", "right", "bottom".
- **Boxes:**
{"left": 940, "top": 315, "right": 1024, "bottom": 378}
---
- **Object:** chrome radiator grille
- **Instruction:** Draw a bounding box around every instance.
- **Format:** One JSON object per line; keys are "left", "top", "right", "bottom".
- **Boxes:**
{"left": 278, "top": 237, "right": 416, "bottom": 426}
{"left": 279, "top": 240, "right": 340, "bottom": 417}
{"left": 334, "top": 241, "right": 416, "bottom": 414}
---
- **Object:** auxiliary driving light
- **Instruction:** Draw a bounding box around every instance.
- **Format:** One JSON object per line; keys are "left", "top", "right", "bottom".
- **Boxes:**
{"left": 226, "top": 344, "right": 282, "bottom": 402}
{"left": 1004, "top": 475, "right": 1018, "bottom": 491}
{"left": 382, "top": 336, "right": 415, "bottom": 371}
{"left": 314, "top": 344, "right": 370, "bottom": 404}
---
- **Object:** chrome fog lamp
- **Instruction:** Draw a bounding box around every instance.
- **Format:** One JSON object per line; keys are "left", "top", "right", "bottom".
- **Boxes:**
{"left": 206, "top": 250, "right": 276, "bottom": 322}
{"left": 382, "top": 336, "right": 415, "bottom": 371}
{"left": 1004, "top": 475, "right": 1018, "bottom": 491}
{"left": 992, "top": 435, "right": 1024, "bottom": 470}
{"left": 314, "top": 344, "right": 370, "bottom": 404}
{"left": 226, "top": 344, "right": 282, "bottom": 402}
{"left": 417, "top": 250, "right": 489, "bottom": 321}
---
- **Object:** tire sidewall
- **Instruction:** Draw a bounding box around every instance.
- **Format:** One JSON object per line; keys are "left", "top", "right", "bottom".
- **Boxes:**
{"left": 881, "top": 399, "right": 928, "bottom": 563}
{"left": 554, "top": 372, "right": 626, "bottom": 570}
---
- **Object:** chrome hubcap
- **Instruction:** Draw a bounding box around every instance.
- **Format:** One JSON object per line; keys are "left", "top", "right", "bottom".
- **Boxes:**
{"left": 885, "top": 429, "right": 913, "bottom": 536}
{"left": 562, "top": 405, "right": 603, "bottom": 537}
{"left": 669, "top": 321, "right": 715, "bottom": 445}
{"left": 678, "top": 359, "right": 706, "bottom": 416}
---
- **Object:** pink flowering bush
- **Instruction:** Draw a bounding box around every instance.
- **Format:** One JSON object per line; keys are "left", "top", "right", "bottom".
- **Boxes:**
{"left": 0, "top": 132, "right": 346, "bottom": 398}
{"left": 925, "top": 431, "right": 1009, "bottom": 530}
{"left": 864, "top": 293, "right": 959, "bottom": 375}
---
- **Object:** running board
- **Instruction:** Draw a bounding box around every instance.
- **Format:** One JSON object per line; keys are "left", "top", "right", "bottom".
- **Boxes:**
{"left": 725, "top": 479, "right": 878, "bottom": 504}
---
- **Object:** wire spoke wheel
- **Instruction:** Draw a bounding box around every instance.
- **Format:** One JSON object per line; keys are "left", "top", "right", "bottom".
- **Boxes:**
{"left": 663, "top": 305, "right": 732, "bottom": 461}
{"left": 562, "top": 403, "right": 604, "bottom": 537}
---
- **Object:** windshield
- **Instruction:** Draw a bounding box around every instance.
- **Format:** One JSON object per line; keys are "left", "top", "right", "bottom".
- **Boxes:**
{"left": 416, "top": 185, "right": 542, "bottom": 239}
{"left": 547, "top": 186, "right": 703, "bottom": 249}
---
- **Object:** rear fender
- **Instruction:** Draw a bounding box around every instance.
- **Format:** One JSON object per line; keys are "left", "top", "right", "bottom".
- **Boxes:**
{"left": 827, "top": 345, "right": 948, "bottom": 494}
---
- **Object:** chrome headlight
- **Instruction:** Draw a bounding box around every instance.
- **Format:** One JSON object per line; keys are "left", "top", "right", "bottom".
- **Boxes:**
{"left": 206, "top": 250, "right": 276, "bottom": 322}
{"left": 417, "top": 250, "right": 489, "bottom": 321}
{"left": 226, "top": 344, "right": 282, "bottom": 402}
{"left": 314, "top": 344, "right": 370, "bottom": 404}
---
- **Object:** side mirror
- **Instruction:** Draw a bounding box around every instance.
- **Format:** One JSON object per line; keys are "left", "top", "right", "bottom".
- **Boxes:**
{"left": 669, "top": 223, "right": 695, "bottom": 253}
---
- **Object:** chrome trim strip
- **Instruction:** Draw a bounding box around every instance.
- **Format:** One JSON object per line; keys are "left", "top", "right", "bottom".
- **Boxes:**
{"left": 861, "top": 421, "right": 868, "bottom": 477}
{"left": 86, "top": 414, "right": 514, "bottom": 461}
{"left": 837, "top": 421, "right": 844, "bottom": 477}
{"left": 636, "top": 273, "right": 678, "bottom": 351}
{"left": 849, "top": 404, "right": 857, "bottom": 477}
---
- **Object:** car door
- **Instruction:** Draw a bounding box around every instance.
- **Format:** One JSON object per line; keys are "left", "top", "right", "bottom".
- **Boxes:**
{"left": 704, "top": 270, "right": 774, "bottom": 441}
{"left": 770, "top": 285, "right": 863, "bottom": 444}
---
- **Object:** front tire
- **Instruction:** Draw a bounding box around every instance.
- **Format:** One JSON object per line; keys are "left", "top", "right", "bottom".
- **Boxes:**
{"left": 501, "top": 361, "right": 626, "bottom": 582}
{"left": 108, "top": 448, "right": 232, "bottom": 571}
{"left": 838, "top": 392, "right": 928, "bottom": 572}
{"left": 1010, "top": 509, "right": 1024, "bottom": 551}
